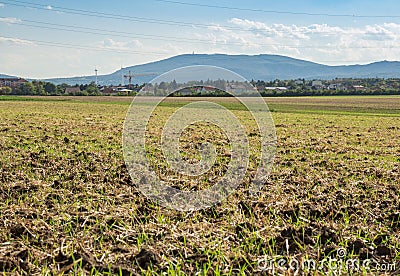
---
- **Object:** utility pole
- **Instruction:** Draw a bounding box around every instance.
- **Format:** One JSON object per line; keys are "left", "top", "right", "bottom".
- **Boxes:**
{"left": 94, "top": 68, "right": 98, "bottom": 86}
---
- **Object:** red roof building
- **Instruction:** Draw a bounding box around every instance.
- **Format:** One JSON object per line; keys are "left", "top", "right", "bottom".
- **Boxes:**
{"left": 0, "top": 78, "right": 28, "bottom": 88}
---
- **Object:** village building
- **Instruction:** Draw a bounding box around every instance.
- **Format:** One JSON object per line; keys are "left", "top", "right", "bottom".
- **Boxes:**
{"left": 353, "top": 85, "right": 365, "bottom": 91}
{"left": 100, "top": 86, "right": 133, "bottom": 95}
{"left": 311, "top": 80, "right": 323, "bottom": 87}
{"left": 265, "top": 86, "right": 288, "bottom": 91}
{"left": 0, "top": 77, "right": 28, "bottom": 88}
{"left": 64, "top": 87, "right": 81, "bottom": 95}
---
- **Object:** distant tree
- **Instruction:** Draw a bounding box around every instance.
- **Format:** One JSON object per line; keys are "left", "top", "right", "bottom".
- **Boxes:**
{"left": 76, "top": 90, "right": 88, "bottom": 96}
{"left": 56, "top": 83, "right": 69, "bottom": 94}
{"left": 85, "top": 82, "right": 100, "bottom": 95}
{"left": 158, "top": 81, "right": 168, "bottom": 91}
{"left": 0, "top": 87, "right": 12, "bottom": 95}
{"left": 170, "top": 79, "right": 178, "bottom": 90}
{"left": 44, "top": 82, "right": 56, "bottom": 94}
{"left": 36, "top": 84, "right": 46, "bottom": 95}
{"left": 18, "top": 82, "right": 35, "bottom": 95}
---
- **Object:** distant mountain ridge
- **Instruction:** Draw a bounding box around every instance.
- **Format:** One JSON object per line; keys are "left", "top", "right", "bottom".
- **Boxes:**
{"left": 39, "top": 54, "right": 400, "bottom": 85}
{"left": 0, "top": 74, "right": 18, "bottom": 79}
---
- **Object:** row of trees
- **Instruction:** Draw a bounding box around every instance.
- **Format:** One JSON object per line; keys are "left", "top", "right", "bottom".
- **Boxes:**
{"left": 251, "top": 78, "right": 400, "bottom": 89}
{"left": 251, "top": 77, "right": 400, "bottom": 93}
{"left": 144, "top": 78, "right": 400, "bottom": 96}
{"left": 0, "top": 81, "right": 55, "bottom": 95}
{"left": 260, "top": 88, "right": 400, "bottom": 96}
{"left": 1, "top": 77, "right": 400, "bottom": 96}
{"left": 0, "top": 81, "right": 100, "bottom": 96}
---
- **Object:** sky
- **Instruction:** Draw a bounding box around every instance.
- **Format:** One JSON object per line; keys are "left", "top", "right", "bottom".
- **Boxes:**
{"left": 1, "top": 0, "right": 400, "bottom": 79}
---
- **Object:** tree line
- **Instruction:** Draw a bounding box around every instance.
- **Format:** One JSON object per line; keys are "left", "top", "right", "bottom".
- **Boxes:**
{"left": 1, "top": 77, "right": 400, "bottom": 96}
{"left": 0, "top": 81, "right": 100, "bottom": 96}
{"left": 252, "top": 78, "right": 400, "bottom": 96}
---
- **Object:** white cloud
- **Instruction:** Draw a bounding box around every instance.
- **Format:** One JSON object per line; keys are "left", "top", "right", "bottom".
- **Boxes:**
{"left": 46, "top": 5, "right": 52, "bottom": 10}
{"left": 101, "top": 38, "right": 143, "bottom": 50}
{"left": 2, "top": 17, "right": 400, "bottom": 79}
{"left": 0, "top": 3, "right": 4, "bottom": 8}
{"left": 363, "top": 24, "right": 397, "bottom": 41}
{"left": 193, "top": 18, "right": 400, "bottom": 64}
{"left": 229, "top": 18, "right": 310, "bottom": 39}
{"left": 99, "top": 38, "right": 182, "bottom": 56}
{"left": 0, "top": 36, "right": 35, "bottom": 45}
{"left": 383, "top": 23, "right": 400, "bottom": 31}
{"left": 0, "top": 17, "right": 21, "bottom": 24}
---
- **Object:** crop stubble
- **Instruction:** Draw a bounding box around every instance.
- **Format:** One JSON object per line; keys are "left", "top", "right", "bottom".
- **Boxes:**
{"left": 0, "top": 96, "right": 399, "bottom": 274}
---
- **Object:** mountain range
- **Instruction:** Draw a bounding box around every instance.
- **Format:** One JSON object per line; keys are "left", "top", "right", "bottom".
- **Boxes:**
{"left": 0, "top": 74, "right": 18, "bottom": 78}
{"left": 11, "top": 54, "right": 400, "bottom": 85}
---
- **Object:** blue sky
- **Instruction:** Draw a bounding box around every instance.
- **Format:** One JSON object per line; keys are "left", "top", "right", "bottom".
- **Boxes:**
{"left": 1, "top": 0, "right": 400, "bottom": 78}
